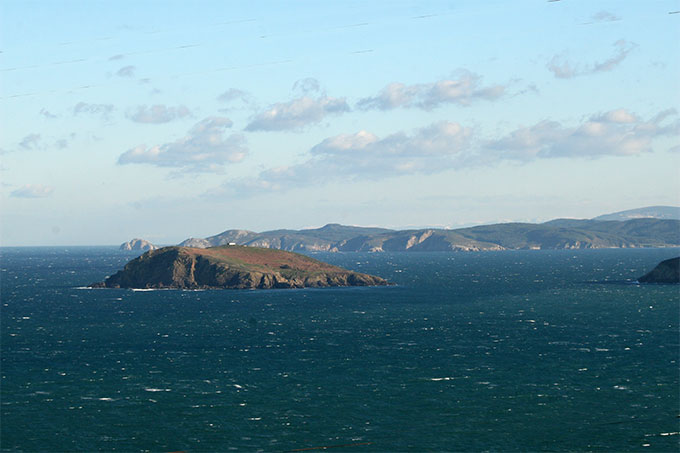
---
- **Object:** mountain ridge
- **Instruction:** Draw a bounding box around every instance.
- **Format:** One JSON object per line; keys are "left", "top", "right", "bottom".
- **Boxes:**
{"left": 176, "top": 218, "right": 680, "bottom": 253}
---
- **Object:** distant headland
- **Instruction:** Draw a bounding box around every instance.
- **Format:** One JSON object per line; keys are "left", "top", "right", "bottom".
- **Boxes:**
{"left": 91, "top": 245, "right": 389, "bottom": 290}
{"left": 120, "top": 206, "right": 680, "bottom": 254}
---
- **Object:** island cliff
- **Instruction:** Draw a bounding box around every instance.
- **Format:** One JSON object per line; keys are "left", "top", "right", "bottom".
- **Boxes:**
{"left": 91, "top": 245, "right": 389, "bottom": 289}
{"left": 638, "top": 257, "right": 680, "bottom": 284}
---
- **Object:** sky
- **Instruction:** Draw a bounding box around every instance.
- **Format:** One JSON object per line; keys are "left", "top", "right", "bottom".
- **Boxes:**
{"left": 1, "top": 0, "right": 679, "bottom": 246}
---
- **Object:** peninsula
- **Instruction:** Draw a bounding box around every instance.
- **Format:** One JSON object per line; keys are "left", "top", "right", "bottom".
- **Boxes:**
{"left": 91, "top": 245, "right": 389, "bottom": 289}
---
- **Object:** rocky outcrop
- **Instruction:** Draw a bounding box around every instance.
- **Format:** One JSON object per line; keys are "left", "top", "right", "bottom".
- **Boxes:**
{"left": 178, "top": 237, "right": 212, "bottom": 248}
{"left": 119, "top": 238, "right": 158, "bottom": 251}
{"left": 91, "top": 245, "right": 389, "bottom": 290}
{"left": 638, "top": 257, "right": 680, "bottom": 284}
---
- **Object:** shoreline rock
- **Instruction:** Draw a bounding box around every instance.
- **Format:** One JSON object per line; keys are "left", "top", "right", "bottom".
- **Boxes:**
{"left": 638, "top": 257, "right": 680, "bottom": 284}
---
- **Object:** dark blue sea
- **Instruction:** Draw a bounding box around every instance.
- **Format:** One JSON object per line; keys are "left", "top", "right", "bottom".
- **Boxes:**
{"left": 1, "top": 247, "right": 678, "bottom": 452}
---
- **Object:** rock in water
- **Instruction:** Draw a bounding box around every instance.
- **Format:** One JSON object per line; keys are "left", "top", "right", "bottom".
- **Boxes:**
{"left": 91, "top": 245, "right": 389, "bottom": 289}
{"left": 638, "top": 257, "right": 680, "bottom": 284}
{"left": 120, "top": 238, "right": 158, "bottom": 251}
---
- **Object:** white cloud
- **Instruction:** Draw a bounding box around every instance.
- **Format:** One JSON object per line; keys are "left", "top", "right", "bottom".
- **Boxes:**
{"left": 357, "top": 70, "right": 505, "bottom": 111}
{"left": 11, "top": 184, "right": 54, "bottom": 198}
{"left": 126, "top": 105, "right": 191, "bottom": 123}
{"left": 547, "top": 40, "right": 636, "bottom": 79}
{"left": 217, "top": 108, "right": 678, "bottom": 196}
{"left": 484, "top": 108, "right": 679, "bottom": 160}
{"left": 224, "top": 121, "right": 472, "bottom": 195}
{"left": 245, "top": 95, "right": 350, "bottom": 131}
{"left": 118, "top": 117, "right": 247, "bottom": 172}
{"left": 73, "top": 102, "right": 115, "bottom": 120}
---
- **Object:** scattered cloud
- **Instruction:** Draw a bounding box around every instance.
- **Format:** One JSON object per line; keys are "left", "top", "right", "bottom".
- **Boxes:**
{"left": 19, "top": 134, "right": 41, "bottom": 150}
{"left": 216, "top": 89, "right": 255, "bottom": 111}
{"left": 547, "top": 40, "right": 636, "bottom": 78}
{"left": 357, "top": 70, "right": 505, "bottom": 111}
{"left": 292, "top": 77, "right": 321, "bottom": 95}
{"left": 126, "top": 104, "right": 191, "bottom": 123}
{"left": 591, "top": 10, "right": 621, "bottom": 22}
{"left": 39, "top": 108, "right": 57, "bottom": 119}
{"left": 484, "top": 108, "right": 679, "bottom": 161}
{"left": 11, "top": 184, "right": 54, "bottom": 198}
{"left": 60, "top": 133, "right": 76, "bottom": 148}
{"left": 73, "top": 102, "right": 115, "bottom": 120}
{"left": 223, "top": 121, "right": 472, "bottom": 195}
{"left": 218, "top": 88, "right": 249, "bottom": 103}
{"left": 245, "top": 95, "right": 350, "bottom": 131}
{"left": 118, "top": 117, "right": 247, "bottom": 172}
{"left": 116, "top": 65, "right": 136, "bottom": 77}
{"left": 108, "top": 54, "right": 124, "bottom": 61}
{"left": 218, "top": 107, "right": 678, "bottom": 196}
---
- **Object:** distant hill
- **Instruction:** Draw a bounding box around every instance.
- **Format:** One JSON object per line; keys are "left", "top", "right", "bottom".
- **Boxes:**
{"left": 179, "top": 224, "right": 395, "bottom": 251}
{"left": 593, "top": 206, "right": 680, "bottom": 221}
{"left": 178, "top": 218, "right": 680, "bottom": 253}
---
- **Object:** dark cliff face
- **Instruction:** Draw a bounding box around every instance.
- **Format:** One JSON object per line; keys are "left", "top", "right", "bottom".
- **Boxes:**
{"left": 638, "top": 257, "right": 680, "bottom": 284}
{"left": 91, "top": 246, "right": 389, "bottom": 290}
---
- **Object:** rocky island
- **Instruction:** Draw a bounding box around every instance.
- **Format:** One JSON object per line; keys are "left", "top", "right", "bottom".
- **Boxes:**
{"left": 638, "top": 257, "right": 680, "bottom": 284}
{"left": 119, "top": 238, "right": 158, "bottom": 251}
{"left": 91, "top": 245, "right": 389, "bottom": 289}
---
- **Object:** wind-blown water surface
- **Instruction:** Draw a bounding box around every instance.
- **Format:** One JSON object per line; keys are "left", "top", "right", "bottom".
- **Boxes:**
{"left": 1, "top": 247, "right": 678, "bottom": 451}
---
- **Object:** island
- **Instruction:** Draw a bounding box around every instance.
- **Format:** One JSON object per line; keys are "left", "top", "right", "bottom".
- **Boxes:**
{"left": 119, "top": 238, "right": 158, "bottom": 251}
{"left": 638, "top": 257, "right": 680, "bottom": 284}
{"left": 90, "top": 245, "right": 389, "bottom": 289}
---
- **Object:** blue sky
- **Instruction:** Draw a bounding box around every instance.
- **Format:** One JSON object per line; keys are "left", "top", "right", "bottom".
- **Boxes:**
{"left": 1, "top": 0, "right": 679, "bottom": 246}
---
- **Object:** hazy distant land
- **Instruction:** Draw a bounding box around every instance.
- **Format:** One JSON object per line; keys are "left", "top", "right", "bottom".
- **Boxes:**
{"left": 121, "top": 207, "right": 680, "bottom": 254}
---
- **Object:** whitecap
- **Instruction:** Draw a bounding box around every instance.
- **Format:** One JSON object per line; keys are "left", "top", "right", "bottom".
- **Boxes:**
{"left": 144, "top": 388, "right": 171, "bottom": 392}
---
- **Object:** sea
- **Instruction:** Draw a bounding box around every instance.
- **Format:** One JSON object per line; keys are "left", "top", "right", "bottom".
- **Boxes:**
{"left": 1, "top": 247, "right": 678, "bottom": 452}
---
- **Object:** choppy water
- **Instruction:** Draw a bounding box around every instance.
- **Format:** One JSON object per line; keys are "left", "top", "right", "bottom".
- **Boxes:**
{"left": 1, "top": 247, "right": 678, "bottom": 452}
